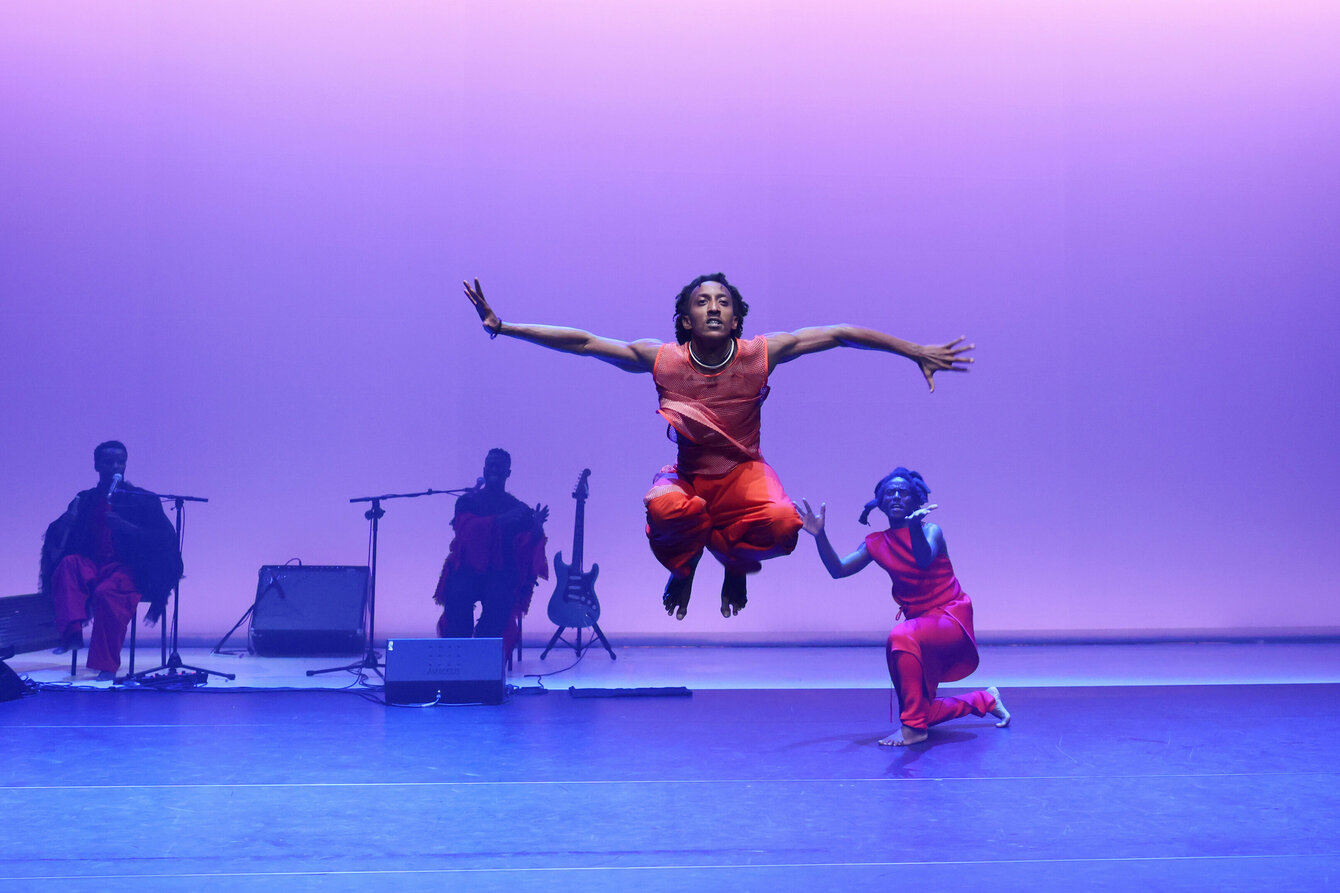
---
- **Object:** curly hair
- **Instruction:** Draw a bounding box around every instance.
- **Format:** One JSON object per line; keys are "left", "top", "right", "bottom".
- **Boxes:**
{"left": 94, "top": 440, "right": 127, "bottom": 461}
{"left": 859, "top": 467, "right": 931, "bottom": 525}
{"left": 672, "top": 273, "right": 750, "bottom": 344}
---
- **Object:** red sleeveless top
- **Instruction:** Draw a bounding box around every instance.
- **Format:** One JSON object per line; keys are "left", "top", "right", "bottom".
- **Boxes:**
{"left": 653, "top": 336, "right": 771, "bottom": 476}
{"left": 867, "top": 527, "right": 978, "bottom": 685}
{"left": 864, "top": 527, "right": 966, "bottom": 618}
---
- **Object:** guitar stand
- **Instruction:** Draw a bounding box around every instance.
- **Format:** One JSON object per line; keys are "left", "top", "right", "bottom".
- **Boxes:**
{"left": 540, "top": 623, "right": 616, "bottom": 661}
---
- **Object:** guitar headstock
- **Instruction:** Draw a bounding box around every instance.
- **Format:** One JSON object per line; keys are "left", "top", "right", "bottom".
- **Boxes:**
{"left": 572, "top": 468, "right": 591, "bottom": 501}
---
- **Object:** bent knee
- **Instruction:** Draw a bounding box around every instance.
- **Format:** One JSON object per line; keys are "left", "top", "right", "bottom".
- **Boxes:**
{"left": 751, "top": 506, "right": 802, "bottom": 544}
{"left": 886, "top": 629, "right": 922, "bottom": 656}
{"left": 645, "top": 491, "right": 707, "bottom": 525}
{"left": 643, "top": 483, "right": 682, "bottom": 505}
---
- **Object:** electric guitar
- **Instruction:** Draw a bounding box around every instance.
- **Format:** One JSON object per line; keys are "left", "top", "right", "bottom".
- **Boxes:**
{"left": 547, "top": 468, "right": 601, "bottom": 629}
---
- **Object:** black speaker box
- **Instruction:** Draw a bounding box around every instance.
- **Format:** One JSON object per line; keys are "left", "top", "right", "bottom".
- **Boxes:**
{"left": 248, "top": 565, "right": 369, "bottom": 656}
{"left": 385, "top": 638, "right": 505, "bottom": 705}
{"left": 0, "top": 593, "right": 60, "bottom": 655}
{"left": 1, "top": 660, "right": 27, "bottom": 702}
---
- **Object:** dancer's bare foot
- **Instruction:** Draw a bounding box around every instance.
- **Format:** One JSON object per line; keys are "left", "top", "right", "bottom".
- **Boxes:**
{"left": 663, "top": 573, "right": 693, "bottom": 620}
{"left": 879, "top": 725, "right": 929, "bottom": 746}
{"left": 720, "top": 572, "right": 747, "bottom": 617}
{"left": 987, "top": 685, "right": 1011, "bottom": 728}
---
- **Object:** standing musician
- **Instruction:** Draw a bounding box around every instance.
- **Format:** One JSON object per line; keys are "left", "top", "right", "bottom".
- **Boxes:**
{"left": 800, "top": 468, "right": 1010, "bottom": 746}
{"left": 40, "top": 441, "right": 182, "bottom": 680}
{"left": 462, "top": 274, "right": 974, "bottom": 620}
{"left": 433, "top": 449, "right": 548, "bottom": 657}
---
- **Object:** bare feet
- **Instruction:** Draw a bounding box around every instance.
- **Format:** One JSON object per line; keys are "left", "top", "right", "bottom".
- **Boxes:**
{"left": 720, "top": 572, "right": 747, "bottom": 617}
{"left": 987, "top": 685, "right": 1011, "bottom": 728}
{"left": 879, "top": 725, "right": 929, "bottom": 746}
{"left": 95, "top": 670, "right": 116, "bottom": 682}
{"left": 663, "top": 573, "right": 693, "bottom": 620}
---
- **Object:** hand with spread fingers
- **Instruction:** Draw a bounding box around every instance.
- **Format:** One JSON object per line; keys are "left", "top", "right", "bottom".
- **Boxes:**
{"left": 463, "top": 278, "right": 501, "bottom": 336}
{"left": 799, "top": 498, "right": 827, "bottom": 537}
{"left": 906, "top": 503, "right": 939, "bottom": 524}
{"left": 916, "top": 337, "right": 974, "bottom": 392}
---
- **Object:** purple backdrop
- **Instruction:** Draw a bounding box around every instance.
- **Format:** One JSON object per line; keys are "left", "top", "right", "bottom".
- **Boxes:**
{"left": 3, "top": 2, "right": 1337, "bottom": 641}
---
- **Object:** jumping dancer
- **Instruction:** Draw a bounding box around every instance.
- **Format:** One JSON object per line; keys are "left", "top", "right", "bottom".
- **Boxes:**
{"left": 463, "top": 275, "right": 973, "bottom": 619}
{"left": 800, "top": 468, "right": 1010, "bottom": 745}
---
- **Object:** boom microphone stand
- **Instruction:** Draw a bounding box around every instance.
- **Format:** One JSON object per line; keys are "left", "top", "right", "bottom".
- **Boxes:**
{"left": 126, "top": 493, "right": 235, "bottom": 684}
{"left": 307, "top": 485, "right": 475, "bottom": 682}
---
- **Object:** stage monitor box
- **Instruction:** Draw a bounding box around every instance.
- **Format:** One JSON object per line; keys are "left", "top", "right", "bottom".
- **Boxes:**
{"left": 385, "top": 638, "right": 505, "bottom": 705}
{"left": 248, "top": 565, "right": 368, "bottom": 656}
{"left": 0, "top": 593, "right": 60, "bottom": 655}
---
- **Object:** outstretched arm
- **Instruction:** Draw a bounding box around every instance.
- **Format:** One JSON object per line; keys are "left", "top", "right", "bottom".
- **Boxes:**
{"left": 904, "top": 505, "right": 944, "bottom": 568}
{"left": 463, "top": 279, "right": 661, "bottom": 373}
{"left": 799, "top": 498, "right": 874, "bottom": 579}
{"left": 766, "top": 326, "right": 973, "bottom": 391}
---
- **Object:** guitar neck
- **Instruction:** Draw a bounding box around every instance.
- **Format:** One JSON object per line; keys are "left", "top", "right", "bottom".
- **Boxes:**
{"left": 570, "top": 496, "right": 585, "bottom": 571}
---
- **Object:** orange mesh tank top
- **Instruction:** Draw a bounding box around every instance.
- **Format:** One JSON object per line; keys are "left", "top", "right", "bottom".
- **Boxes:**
{"left": 652, "top": 336, "right": 771, "bottom": 477}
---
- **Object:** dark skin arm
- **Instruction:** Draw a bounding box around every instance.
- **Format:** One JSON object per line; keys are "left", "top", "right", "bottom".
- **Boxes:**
{"left": 766, "top": 327, "right": 973, "bottom": 391}
{"left": 800, "top": 500, "right": 947, "bottom": 573}
{"left": 798, "top": 499, "right": 874, "bottom": 578}
{"left": 463, "top": 279, "right": 660, "bottom": 373}
{"left": 465, "top": 279, "right": 974, "bottom": 389}
{"left": 502, "top": 503, "right": 550, "bottom": 536}
{"left": 904, "top": 505, "right": 944, "bottom": 569}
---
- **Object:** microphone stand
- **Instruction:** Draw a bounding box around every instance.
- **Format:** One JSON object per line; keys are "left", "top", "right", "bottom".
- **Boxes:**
{"left": 307, "top": 485, "right": 475, "bottom": 682}
{"left": 211, "top": 564, "right": 291, "bottom": 655}
{"left": 126, "top": 492, "right": 235, "bottom": 684}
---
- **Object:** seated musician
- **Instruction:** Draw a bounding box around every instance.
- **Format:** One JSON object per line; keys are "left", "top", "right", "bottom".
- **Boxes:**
{"left": 40, "top": 441, "right": 182, "bottom": 681}
{"left": 433, "top": 449, "right": 548, "bottom": 657}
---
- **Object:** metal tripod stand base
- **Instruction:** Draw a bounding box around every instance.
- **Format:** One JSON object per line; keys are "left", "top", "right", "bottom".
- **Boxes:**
{"left": 540, "top": 623, "right": 616, "bottom": 661}
{"left": 306, "top": 649, "right": 384, "bottom": 679}
{"left": 126, "top": 650, "right": 236, "bottom": 684}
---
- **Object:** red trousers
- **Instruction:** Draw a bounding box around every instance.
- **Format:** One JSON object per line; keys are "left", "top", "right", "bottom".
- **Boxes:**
{"left": 886, "top": 614, "right": 996, "bottom": 730}
{"left": 644, "top": 461, "right": 801, "bottom": 577}
{"left": 51, "top": 555, "right": 141, "bottom": 673}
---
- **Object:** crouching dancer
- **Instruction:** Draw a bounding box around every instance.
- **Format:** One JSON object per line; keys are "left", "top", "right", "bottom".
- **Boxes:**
{"left": 800, "top": 468, "right": 1009, "bottom": 745}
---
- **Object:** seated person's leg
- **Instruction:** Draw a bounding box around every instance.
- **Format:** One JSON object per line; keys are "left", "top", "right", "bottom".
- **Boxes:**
{"left": 437, "top": 578, "right": 478, "bottom": 638}
{"left": 50, "top": 555, "right": 94, "bottom": 652}
{"left": 474, "top": 581, "right": 512, "bottom": 639}
{"left": 85, "top": 565, "right": 140, "bottom": 674}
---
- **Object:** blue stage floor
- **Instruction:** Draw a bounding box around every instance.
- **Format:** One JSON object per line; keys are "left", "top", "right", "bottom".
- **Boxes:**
{"left": 3, "top": 644, "right": 1339, "bottom": 891}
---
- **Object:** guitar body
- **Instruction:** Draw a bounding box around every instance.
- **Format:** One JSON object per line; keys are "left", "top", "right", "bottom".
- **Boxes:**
{"left": 547, "top": 553, "right": 600, "bottom": 628}
{"left": 545, "top": 469, "right": 602, "bottom": 630}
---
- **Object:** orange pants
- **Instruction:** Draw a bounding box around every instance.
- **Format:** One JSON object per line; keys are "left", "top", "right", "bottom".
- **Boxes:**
{"left": 51, "top": 554, "right": 142, "bottom": 673}
{"left": 644, "top": 461, "right": 801, "bottom": 578}
{"left": 887, "top": 615, "right": 995, "bottom": 730}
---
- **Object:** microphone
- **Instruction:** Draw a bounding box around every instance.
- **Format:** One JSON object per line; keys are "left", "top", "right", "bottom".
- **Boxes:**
{"left": 107, "top": 473, "right": 122, "bottom": 502}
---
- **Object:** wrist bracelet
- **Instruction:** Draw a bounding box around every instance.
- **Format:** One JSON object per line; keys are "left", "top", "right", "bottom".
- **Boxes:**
{"left": 490, "top": 320, "right": 503, "bottom": 340}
